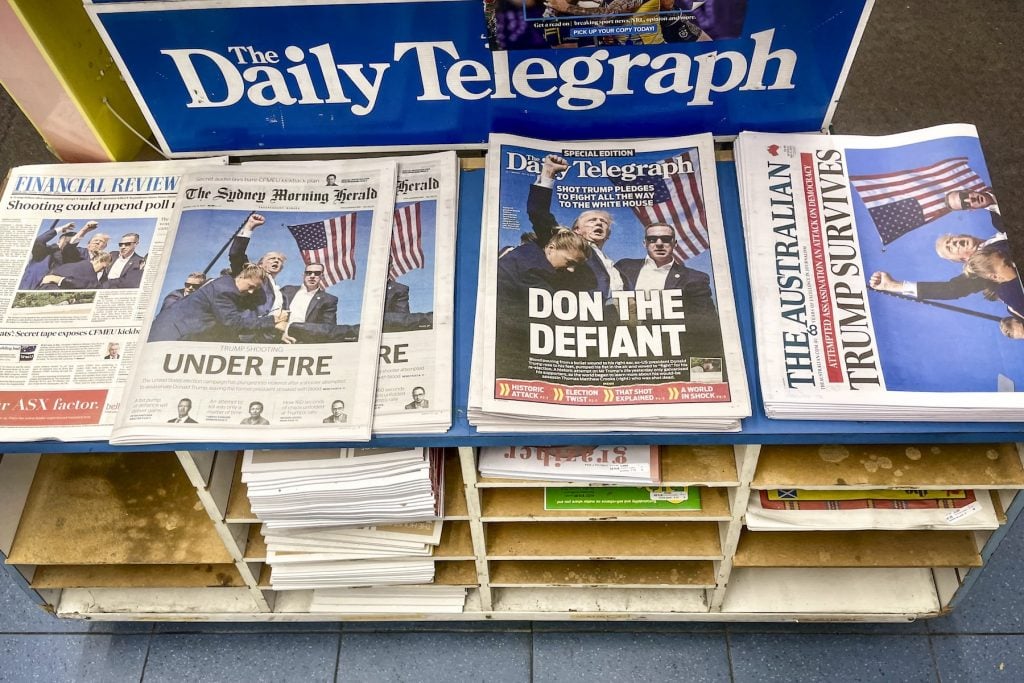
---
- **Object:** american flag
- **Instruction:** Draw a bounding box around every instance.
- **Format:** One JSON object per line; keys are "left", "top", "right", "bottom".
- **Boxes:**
{"left": 287, "top": 214, "right": 357, "bottom": 286}
{"left": 850, "top": 157, "right": 989, "bottom": 246}
{"left": 390, "top": 202, "right": 425, "bottom": 281}
{"left": 610, "top": 151, "right": 709, "bottom": 261}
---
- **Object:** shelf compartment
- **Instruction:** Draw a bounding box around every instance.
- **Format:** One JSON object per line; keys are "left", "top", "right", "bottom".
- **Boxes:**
{"left": 443, "top": 450, "right": 468, "bottom": 519}
{"left": 491, "top": 587, "right": 708, "bottom": 614}
{"left": 434, "top": 560, "right": 479, "bottom": 586}
{"left": 488, "top": 560, "right": 715, "bottom": 588}
{"left": 244, "top": 525, "right": 267, "bottom": 562}
{"left": 480, "top": 486, "right": 730, "bottom": 521}
{"left": 7, "top": 452, "right": 233, "bottom": 565}
{"left": 477, "top": 445, "right": 738, "bottom": 488}
{"left": 733, "top": 530, "right": 982, "bottom": 568}
{"left": 435, "top": 521, "right": 474, "bottom": 559}
{"left": 721, "top": 567, "right": 941, "bottom": 615}
{"left": 752, "top": 443, "right": 1024, "bottom": 490}
{"left": 485, "top": 521, "right": 722, "bottom": 560}
{"left": 30, "top": 564, "right": 246, "bottom": 589}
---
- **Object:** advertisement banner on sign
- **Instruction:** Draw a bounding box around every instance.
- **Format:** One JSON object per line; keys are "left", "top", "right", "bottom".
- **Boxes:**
{"left": 87, "top": 0, "right": 873, "bottom": 156}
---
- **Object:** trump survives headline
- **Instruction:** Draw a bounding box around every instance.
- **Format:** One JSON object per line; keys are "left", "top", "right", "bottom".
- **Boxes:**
{"left": 768, "top": 149, "right": 881, "bottom": 390}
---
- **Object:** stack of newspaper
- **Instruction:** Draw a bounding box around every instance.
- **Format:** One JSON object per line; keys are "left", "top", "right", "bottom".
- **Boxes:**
{"left": 241, "top": 447, "right": 446, "bottom": 590}
{"left": 745, "top": 489, "right": 999, "bottom": 531}
{"left": 468, "top": 133, "right": 749, "bottom": 432}
{"left": 0, "top": 153, "right": 458, "bottom": 443}
{"left": 478, "top": 444, "right": 660, "bottom": 484}
{"left": 735, "top": 124, "right": 1024, "bottom": 420}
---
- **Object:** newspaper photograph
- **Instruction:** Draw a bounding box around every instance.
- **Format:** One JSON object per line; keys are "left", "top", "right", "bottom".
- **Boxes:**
{"left": 371, "top": 152, "right": 458, "bottom": 434}
{"left": 0, "top": 158, "right": 225, "bottom": 441}
{"left": 737, "top": 124, "right": 1024, "bottom": 418}
{"left": 110, "top": 160, "right": 396, "bottom": 444}
{"left": 478, "top": 133, "right": 749, "bottom": 424}
{"left": 486, "top": 0, "right": 748, "bottom": 50}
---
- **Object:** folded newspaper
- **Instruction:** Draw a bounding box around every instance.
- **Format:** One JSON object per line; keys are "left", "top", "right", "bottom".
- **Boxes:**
{"left": 470, "top": 133, "right": 750, "bottom": 432}
{"left": 736, "top": 124, "right": 1023, "bottom": 420}
{"left": 109, "top": 161, "right": 396, "bottom": 443}
{"left": 0, "top": 158, "right": 226, "bottom": 441}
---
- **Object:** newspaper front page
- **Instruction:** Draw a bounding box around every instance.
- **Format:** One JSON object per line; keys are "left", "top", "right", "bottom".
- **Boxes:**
{"left": 110, "top": 161, "right": 396, "bottom": 444}
{"left": 371, "top": 152, "right": 458, "bottom": 434}
{"left": 0, "top": 158, "right": 225, "bottom": 441}
{"left": 737, "top": 125, "right": 1024, "bottom": 419}
{"left": 474, "top": 133, "right": 749, "bottom": 429}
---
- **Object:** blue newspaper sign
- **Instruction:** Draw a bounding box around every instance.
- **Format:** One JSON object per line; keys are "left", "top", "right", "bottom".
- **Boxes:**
{"left": 87, "top": 0, "right": 873, "bottom": 156}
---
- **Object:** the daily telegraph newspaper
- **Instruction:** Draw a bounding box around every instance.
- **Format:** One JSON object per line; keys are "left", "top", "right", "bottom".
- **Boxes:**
{"left": 0, "top": 158, "right": 225, "bottom": 441}
{"left": 736, "top": 125, "right": 1024, "bottom": 420}
{"left": 472, "top": 134, "right": 749, "bottom": 431}
{"left": 110, "top": 161, "right": 396, "bottom": 444}
{"left": 372, "top": 153, "right": 458, "bottom": 434}
{"left": 486, "top": 0, "right": 748, "bottom": 50}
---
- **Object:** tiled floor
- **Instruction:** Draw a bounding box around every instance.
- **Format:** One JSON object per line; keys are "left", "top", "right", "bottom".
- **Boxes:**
{"left": 3, "top": 520, "right": 1024, "bottom": 683}
{"left": 3, "top": 1, "right": 1024, "bottom": 681}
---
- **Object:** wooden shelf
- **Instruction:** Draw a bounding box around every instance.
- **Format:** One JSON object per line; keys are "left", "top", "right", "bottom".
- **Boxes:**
{"left": 734, "top": 530, "right": 982, "bottom": 568}
{"left": 477, "top": 445, "right": 737, "bottom": 487}
{"left": 488, "top": 560, "right": 715, "bottom": 587}
{"left": 753, "top": 443, "right": 1024, "bottom": 490}
{"left": 435, "top": 521, "right": 474, "bottom": 559}
{"left": 444, "top": 450, "right": 468, "bottom": 519}
{"left": 434, "top": 560, "right": 479, "bottom": 586}
{"left": 480, "top": 486, "right": 730, "bottom": 521}
{"left": 7, "top": 453, "right": 233, "bottom": 565}
{"left": 485, "top": 521, "right": 722, "bottom": 560}
{"left": 30, "top": 564, "right": 245, "bottom": 589}
{"left": 244, "top": 525, "right": 267, "bottom": 562}
{"left": 225, "top": 457, "right": 257, "bottom": 523}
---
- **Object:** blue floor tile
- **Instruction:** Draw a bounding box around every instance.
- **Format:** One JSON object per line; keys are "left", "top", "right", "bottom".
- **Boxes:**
{"left": 533, "top": 619, "right": 726, "bottom": 633}
{"left": 929, "top": 517, "right": 1024, "bottom": 634}
{"left": 729, "top": 634, "right": 937, "bottom": 682}
{"left": 143, "top": 633, "right": 339, "bottom": 682}
{"left": 0, "top": 634, "right": 149, "bottom": 683}
{"left": 727, "top": 618, "right": 928, "bottom": 635}
{"left": 340, "top": 619, "right": 530, "bottom": 632}
{"left": 533, "top": 631, "right": 730, "bottom": 683}
{"left": 932, "top": 635, "right": 1024, "bottom": 682}
{"left": 337, "top": 631, "right": 530, "bottom": 682}
{"left": 155, "top": 620, "right": 340, "bottom": 634}
{"left": 0, "top": 567, "right": 151, "bottom": 634}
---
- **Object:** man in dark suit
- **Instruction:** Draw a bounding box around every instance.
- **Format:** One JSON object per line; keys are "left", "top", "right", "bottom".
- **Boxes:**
{"left": 160, "top": 272, "right": 209, "bottom": 312}
{"left": 382, "top": 279, "right": 433, "bottom": 332}
{"left": 20, "top": 222, "right": 75, "bottom": 289}
{"left": 148, "top": 263, "right": 288, "bottom": 342}
{"left": 229, "top": 213, "right": 286, "bottom": 316}
{"left": 404, "top": 386, "right": 429, "bottom": 410}
{"left": 614, "top": 222, "right": 725, "bottom": 362}
{"left": 168, "top": 398, "right": 198, "bottom": 424}
{"left": 281, "top": 263, "right": 338, "bottom": 326}
{"left": 322, "top": 400, "right": 348, "bottom": 423}
{"left": 60, "top": 221, "right": 110, "bottom": 265}
{"left": 38, "top": 252, "right": 113, "bottom": 290}
{"left": 99, "top": 232, "right": 145, "bottom": 289}
{"left": 104, "top": 342, "right": 121, "bottom": 359}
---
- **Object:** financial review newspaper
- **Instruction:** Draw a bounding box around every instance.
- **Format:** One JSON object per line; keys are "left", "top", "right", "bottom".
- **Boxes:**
{"left": 111, "top": 161, "right": 396, "bottom": 444}
{"left": 737, "top": 125, "right": 1024, "bottom": 419}
{"left": 474, "top": 134, "right": 749, "bottom": 429}
{"left": 0, "top": 158, "right": 224, "bottom": 441}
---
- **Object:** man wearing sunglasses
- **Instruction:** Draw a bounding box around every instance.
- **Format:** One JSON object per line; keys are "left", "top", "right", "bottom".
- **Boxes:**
{"left": 945, "top": 188, "right": 1002, "bottom": 232}
{"left": 100, "top": 232, "right": 146, "bottom": 289}
{"left": 160, "top": 272, "right": 209, "bottom": 312}
{"left": 614, "top": 222, "right": 725, "bottom": 361}
{"left": 281, "top": 263, "right": 338, "bottom": 328}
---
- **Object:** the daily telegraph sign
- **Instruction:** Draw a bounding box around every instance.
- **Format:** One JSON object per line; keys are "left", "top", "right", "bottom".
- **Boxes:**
{"left": 87, "top": 0, "right": 874, "bottom": 156}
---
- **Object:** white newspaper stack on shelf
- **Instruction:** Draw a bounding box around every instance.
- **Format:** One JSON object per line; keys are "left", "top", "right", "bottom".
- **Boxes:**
{"left": 478, "top": 445, "right": 661, "bottom": 484}
{"left": 0, "top": 157, "right": 226, "bottom": 441}
{"left": 309, "top": 586, "right": 467, "bottom": 614}
{"left": 469, "top": 133, "right": 750, "bottom": 432}
{"left": 241, "top": 447, "right": 445, "bottom": 590}
{"left": 745, "top": 488, "right": 999, "bottom": 531}
{"left": 109, "top": 160, "right": 396, "bottom": 443}
{"left": 735, "top": 124, "right": 1024, "bottom": 420}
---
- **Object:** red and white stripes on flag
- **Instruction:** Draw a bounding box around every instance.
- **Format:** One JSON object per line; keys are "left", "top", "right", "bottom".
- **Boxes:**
{"left": 389, "top": 202, "right": 425, "bottom": 280}
{"left": 286, "top": 214, "right": 357, "bottom": 287}
{"left": 614, "top": 151, "right": 709, "bottom": 261}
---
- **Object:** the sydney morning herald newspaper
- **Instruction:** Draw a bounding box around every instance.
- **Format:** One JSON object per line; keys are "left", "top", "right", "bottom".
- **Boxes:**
{"left": 477, "top": 134, "right": 749, "bottom": 427}
{"left": 371, "top": 153, "right": 458, "bottom": 434}
{"left": 110, "top": 160, "right": 396, "bottom": 444}
{"left": 0, "top": 158, "right": 225, "bottom": 442}
{"left": 737, "top": 124, "right": 1024, "bottom": 419}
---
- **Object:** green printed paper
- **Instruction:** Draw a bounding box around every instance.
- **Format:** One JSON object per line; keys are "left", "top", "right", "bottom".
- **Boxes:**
{"left": 544, "top": 486, "right": 701, "bottom": 511}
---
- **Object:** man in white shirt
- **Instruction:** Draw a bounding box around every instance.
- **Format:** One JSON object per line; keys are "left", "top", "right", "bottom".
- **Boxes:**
{"left": 280, "top": 262, "right": 339, "bottom": 343}
{"left": 101, "top": 232, "right": 145, "bottom": 289}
